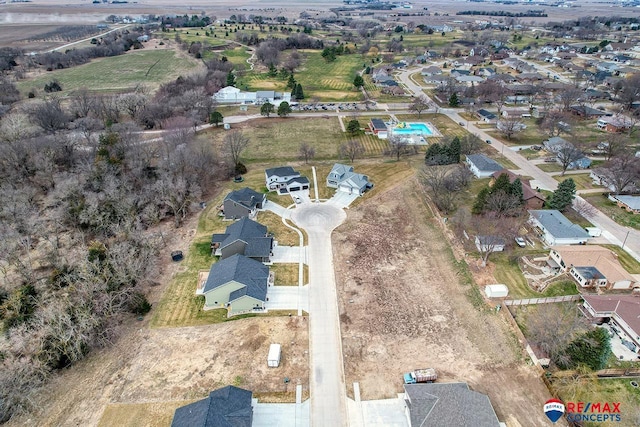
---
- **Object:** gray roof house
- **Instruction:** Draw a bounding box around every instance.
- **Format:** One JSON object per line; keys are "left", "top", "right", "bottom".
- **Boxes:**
{"left": 265, "top": 166, "right": 310, "bottom": 194}
{"left": 222, "top": 187, "right": 266, "bottom": 220}
{"left": 326, "top": 163, "right": 373, "bottom": 196}
{"left": 404, "top": 382, "right": 500, "bottom": 427}
{"left": 198, "top": 254, "right": 270, "bottom": 314}
{"left": 465, "top": 154, "right": 503, "bottom": 178}
{"left": 543, "top": 136, "right": 572, "bottom": 153}
{"left": 528, "top": 209, "right": 590, "bottom": 246}
{"left": 171, "top": 385, "right": 253, "bottom": 427}
{"left": 211, "top": 217, "right": 273, "bottom": 262}
{"left": 477, "top": 109, "right": 497, "bottom": 122}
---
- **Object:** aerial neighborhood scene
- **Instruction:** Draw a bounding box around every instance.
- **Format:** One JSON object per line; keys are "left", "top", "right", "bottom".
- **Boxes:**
{"left": 4, "top": 0, "right": 640, "bottom": 425}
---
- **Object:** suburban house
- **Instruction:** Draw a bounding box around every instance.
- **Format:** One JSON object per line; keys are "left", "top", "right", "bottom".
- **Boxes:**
{"left": 214, "top": 86, "right": 292, "bottom": 106}
{"left": 565, "top": 155, "right": 592, "bottom": 170}
{"left": 211, "top": 217, "right": 273, "bottom": 262}
{"left": 222, "top": 187, "right": 266, "bottom": 220}
{"left": 465, "top": 154, "right": 504, "bottom": 178}
{"left": 404, "top": 383, "right": 500, "bottom": 427}
{"left": 477, "top": 109, "right": 497, "bottom": 123}
{"left": 490, "top": 170, "right": 545, "bottom": 209}
{"left": 421, "top": 65, "right": 442, "bottom": 76}
{"left": 543, "top": 136, "right": 572, "bottom": 153}
{"left": 265, "top": 167, "right": 310, "bottom": 194}
{"left": 197, "top": 254, "right": 270, "bottom": 314}
{"left": 369, "top": 118, "right": 388, "bottom": 136}
{"left": 171, "top": 385, "right": 253, "bottom": 427}
{"left": 609, "top": 194, "right": 640, "bottom": 214}
{"left": 597, "top": 116, "right": 634, "bottom": 133}
{"left": 590, "top": 170, "right": 618, "bottom": 192}
{"left": 581, "top": 295, "right": 640, "bottom": 353}
{"left": 326, "top": 163, "right": 373, "bottom": 196}
{"left": 475, "top": 235, "right": 505, "bottom": 253}
{"left": 528, "top": 210, "right": 590, "bottom": 246}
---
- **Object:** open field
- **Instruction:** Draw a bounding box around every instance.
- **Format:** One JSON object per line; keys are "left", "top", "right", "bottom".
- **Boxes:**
{"left": 333, "top": 178, "right": 552, "bottom": 425}
{"left": 583, "top": 194, "right": 640, "bottom": 231}
{"left": 17, "top": 46, "right": 201, "bottom": 96}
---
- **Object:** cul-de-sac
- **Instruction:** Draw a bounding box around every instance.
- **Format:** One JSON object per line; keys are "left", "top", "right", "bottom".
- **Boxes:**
{"left": 1, "top": 0, "right": 640, "bottom": 426}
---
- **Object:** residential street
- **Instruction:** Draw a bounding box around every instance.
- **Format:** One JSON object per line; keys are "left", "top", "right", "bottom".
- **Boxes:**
{"left": 395, "top": 66, "right": 640, "bottom": 261}
{"left": 291, "top": 203, "right": 349, "bottom": 427}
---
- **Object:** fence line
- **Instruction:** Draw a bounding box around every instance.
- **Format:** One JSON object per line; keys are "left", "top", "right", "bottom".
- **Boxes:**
{"left": 504, "top": 294, "right": 582, "bottom": 306}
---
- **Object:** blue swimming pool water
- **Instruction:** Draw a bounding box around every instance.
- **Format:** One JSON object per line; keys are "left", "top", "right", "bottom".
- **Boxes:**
{"left": 392, "top": 123, "right": 433, "bottom": 135}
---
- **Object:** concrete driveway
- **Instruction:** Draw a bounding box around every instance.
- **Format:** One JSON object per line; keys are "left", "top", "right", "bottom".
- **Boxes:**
{"left": 327, "top": 191, "right": 359, "bottom": 209}
{"left": 253, "top": 401, "right": 310, "bottom": 427}
{"left": 266, "top": 286, "right": 308, "bottom": 313}
{"left": 272, "top": 245, "right": 307, "bottom": 264}
{"left": 291, "top": 203, "right": 348, "bottom": 427}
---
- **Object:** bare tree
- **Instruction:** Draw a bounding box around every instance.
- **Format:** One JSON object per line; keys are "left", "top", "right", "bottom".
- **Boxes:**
{"left": 572, "top": 198, "right": 598, "bottom": 218}
{"left": 497, "top": 117, "right": 525, "bottom": 140}
{"left": 420, "top": 165, "right": 470, "bottom": 214}
{"left": 593, "top": 155, "right": 640, "bottom": 193}
{"left": 29, "top": 98, "right": 69, "bottom": 134}
{"left": 298, "top": 142, "right": 316, "bottom": 164}
{"left": 223, "top": 129, "right": 250, "bottom": 167}
{"left": 0, "top": 112, "right": 38, "bottom": 142}
{"left": 118, "top": 92, "right": 148, "bottom": 121}
{"left": 556, "top": 144, "right": 585, "bottom": 176}
{"left": 541, "top": 109, "right": 572, "bottom": 137}
{"left": 409, "top": 95, "right": 429, "bottom": 118}
{"left": 524, "top": 303, "right": 588, "bottom": 361}
{"left": 339, "top": 140, "right": 364, "bottom": 163}
{"left": 388, "top": 135, "right": 416, "bottom": 161}
{"left": 557, "top": 87, "right": 583, "bottom": 112}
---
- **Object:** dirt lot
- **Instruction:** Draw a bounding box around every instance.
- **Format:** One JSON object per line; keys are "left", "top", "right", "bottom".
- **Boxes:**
{"left": 333, "top": 179, "right": 552, "bottom": 427}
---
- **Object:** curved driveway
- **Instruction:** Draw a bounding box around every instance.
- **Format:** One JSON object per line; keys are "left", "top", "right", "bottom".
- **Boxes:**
{"left": 291, "top": 203, "right": 349, "bottom": 427}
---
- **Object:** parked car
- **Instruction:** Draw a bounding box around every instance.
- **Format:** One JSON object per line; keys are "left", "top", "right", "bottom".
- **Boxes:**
{"left": 294, "top": 197, "right": 302, "bottom": 204}
{"left": 459, "top": 122, "right": 465, "bottom": 126}
{"left": 515, "top": 237, "right": 526, "bottom": 247}
{"left": 532, "top": 145, "right": 542, "bottom": 151}
{"left": 486, "top": 139, "right": 492, "bottom": 144}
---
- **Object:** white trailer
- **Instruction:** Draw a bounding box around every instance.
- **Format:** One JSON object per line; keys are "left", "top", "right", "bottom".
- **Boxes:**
{"left": 268, "top": 343, "right": 281, "bottom": 368}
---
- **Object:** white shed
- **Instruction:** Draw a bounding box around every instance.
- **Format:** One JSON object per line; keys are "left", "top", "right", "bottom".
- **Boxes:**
{"left": 268, "top": 343, "right": 281, "bottom": 368}
{"left": 484, "top": 284, "right": 509, "bottom": 298}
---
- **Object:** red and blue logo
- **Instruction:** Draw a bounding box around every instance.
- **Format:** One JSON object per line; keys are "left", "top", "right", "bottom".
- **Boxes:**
{"left": 544, "top": 399, "right": 565, "bottom": 423}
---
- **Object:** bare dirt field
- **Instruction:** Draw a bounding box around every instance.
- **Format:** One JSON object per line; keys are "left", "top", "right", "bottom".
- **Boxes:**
{"left": 6, "top": 317, "right": 308, "bottom": 427}
{"left": 333, "top": 179, "right": 552, "bottom": 427}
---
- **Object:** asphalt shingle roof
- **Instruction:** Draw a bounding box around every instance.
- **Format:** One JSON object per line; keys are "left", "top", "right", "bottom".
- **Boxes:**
{"left": 211, "top": 217, "right": 271, "bottom": 259}
{"left": 171, "top": 385, "right": 253, "bottom": 427}
{"left": 202, "top": 254, "right": 269, "bottom": 301}
{"left": 404, "top": 383, "right": 500, "bottom": 427}
{"left": 465, "top": 154, "right": 503, "bottom": 173}
{"left": 529, "top": 210, "right": 590, "bottom": 240}
{"left": 224, "top": 187, "right": 265, "bottom": 210}
{"left": 265, "top": 166, "right": 297, "bottom": 178}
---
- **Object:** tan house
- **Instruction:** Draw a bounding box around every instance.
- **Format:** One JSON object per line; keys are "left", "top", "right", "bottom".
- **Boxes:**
{"left": 548, "top": 245, "right": 638, "bottom": 290}
{"left": 609, "top": 194, "right": 640, "bottom": 214}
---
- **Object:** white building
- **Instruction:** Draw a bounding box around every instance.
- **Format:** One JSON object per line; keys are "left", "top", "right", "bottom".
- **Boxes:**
{"left": 213, "top": 86, "right": 292, "bottom": 106}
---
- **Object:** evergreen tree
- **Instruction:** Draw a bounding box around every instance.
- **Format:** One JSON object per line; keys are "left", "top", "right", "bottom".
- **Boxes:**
{"left": 226, "top": 71, "right": 236, "bottom": 87}
{"left": 448, "top": 92, "right": 459, "bottom": 107}
{"left": 547, "top": 178, "right": 576, "bottom": 211}
{"left": 260, "top": 102, "right": 274, "bottom": 117}
{"left": 447, "top": 136, "right": 461, "bottom": 163}
{"left": 267, "top": 63, "right": 277, "bottom": 77}
{"left": 286, "top": 74, "right": 297, "bottom": 89}
{"left": 209, "top": 111, "right": 224, "bottom": 126}
{"left": 555, "top": 328, "right": 611, "bottom": 371}
{"left": 294, "top": 83, "right": 305, "bottom": 100}
{"left": 346, "top": 119, "right": 360, "bottom": 135}
{"left": 510, "top": 178, "right": 525, "bottom": 205}
{"left": 473, "top": 186, "right": 490, "bottom": 214}
{"left": 277, "top": 101, "right": 292, "bottom": 117}
{"left": 353, "top": 75, "right": 364, "bottom": 89}
{"left": 493, "top": 173, "right": 512, "bottom": 194}
{"left": 424, "top": 143, "right": 445, "bottom": 165}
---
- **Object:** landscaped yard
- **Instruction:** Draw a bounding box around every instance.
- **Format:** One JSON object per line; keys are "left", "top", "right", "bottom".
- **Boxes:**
{"left": 583, "top": 194, "right": 640, "bottom": 231}
{"left": 18, "top": 48, "right": 201, "bottom": 96}
{"left": 554, "top": 172, "right": 598, "bottom": 190}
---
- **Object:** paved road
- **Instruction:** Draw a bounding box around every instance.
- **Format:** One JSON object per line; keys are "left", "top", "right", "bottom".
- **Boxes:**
{"left": 42, "top": 25, "right": 131, "bottom": 53}
{"left": 395, "top": 66, "right": 640, "bottom": 261}
{"left": 291, "top": 203, "right": 348, "bottom": 427}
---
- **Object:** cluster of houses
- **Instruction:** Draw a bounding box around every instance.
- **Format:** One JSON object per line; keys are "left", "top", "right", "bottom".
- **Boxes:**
{"left": 200, "top": 164, "right": 371, "bottom": 316}
{"left": 542, "top": 136, "right": 592, "bottom": 170}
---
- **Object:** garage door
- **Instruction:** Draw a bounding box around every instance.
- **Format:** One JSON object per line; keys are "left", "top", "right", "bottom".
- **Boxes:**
{"left": 338, "top": 184, "right": 352, "bottom": 194}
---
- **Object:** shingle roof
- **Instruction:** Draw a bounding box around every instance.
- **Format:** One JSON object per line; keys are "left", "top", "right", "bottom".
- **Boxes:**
{"left": 224, "top": 187, "right": 265, "bottom": 210}
{"left": 477, "top": 109, "right": 497, "bottom": 119}
{"left": 582, "top": 294, "right": 640, "bottom": 337}
{"left": 465, "top": 154, "right": 503, "bottom": 173}
{"left": 287, "top": 176, "right": 310, "bottom": 185}
{"left": 370, "top": 118, "right": 387, "bottom": 131}
{"left": 611, "top": 195, "right": 640, "bottom": 210}
{"left": 265, "top": 166, "right": 297, "bottom": 178}
{"left": 573, "top": 266, "right": 605, "bottom": 280}
{"left": 328, "top": 163, "right": 371, "bottom": 191}
{"left": 202, "top": 254, "right": 269, "bottom": 301}
{"left": 529, "top": 210, "right": 590, "bottom": 240}
{"left": 171, "top": 385, "right": 253, "bottom": 427}
{"left": 404, "top": 383, "right": 500, "bottom": 427}
{"left": 551, "top": 245, "right": 635, "bottom": 283}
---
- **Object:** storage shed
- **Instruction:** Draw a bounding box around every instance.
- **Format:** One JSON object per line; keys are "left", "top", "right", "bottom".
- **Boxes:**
{"left": 484, "top": 284, "right": 509, "bottom": 298}
{"left": 268, "top": 343, "right": 281, "bottom": 368}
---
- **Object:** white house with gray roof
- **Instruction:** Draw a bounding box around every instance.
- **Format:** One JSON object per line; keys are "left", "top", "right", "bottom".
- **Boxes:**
{"left": 465, "top": 154, "right": 504, "bottom": 178}
{"left": 326, "top": 163, "right": 373, "bottom": 195}
{"left": 528, "top": 209, "right": 590, "bottom": 246}
{"left": 404, "top": 382, "right": 500, "bottom": 427}
{"left": 214, "top": 86, "right": 291, "bottom": 106}
{"left": 265, "top": 166, "right": 310, "bottom": 194}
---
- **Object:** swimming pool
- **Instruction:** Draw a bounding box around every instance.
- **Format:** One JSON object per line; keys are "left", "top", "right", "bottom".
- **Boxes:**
{"left": 391, "top": 122, "right": 434, "bottom": 136}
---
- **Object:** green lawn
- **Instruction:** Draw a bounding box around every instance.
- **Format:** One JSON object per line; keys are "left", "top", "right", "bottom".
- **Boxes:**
{"left": 602, "top": 245, "right": 640, "bottom": 274}
{"left": 537, "top": 163, "right": 565, "bottom": 173}
{"left": 18, "top": 49, "right": 201, "bottom": 96}
{"left": 583, "top": 194, "right": 640, "bottom": 231}
{"left": 555, "top": 172, "right": 597, "bottom": 190}
{"left": 270, "top": 264, "right": 309, "bottom": 286}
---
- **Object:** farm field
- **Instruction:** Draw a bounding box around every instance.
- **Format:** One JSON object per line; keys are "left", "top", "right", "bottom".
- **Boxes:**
{"left": 18, "top": 46, "right": 201, "bottom": 96}
{"left": 333, "top": 178, "right": 552, "bottom": 425}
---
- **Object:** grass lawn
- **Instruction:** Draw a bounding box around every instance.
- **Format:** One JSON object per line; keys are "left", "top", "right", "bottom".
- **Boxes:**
{"left": 583, "top": 194, "right": 640, "bottom": 231}
{"left": 18, "top": 49, "right": 201, "bottom": 96}
{"left": 554, "top": 172, "right": 597, "bottom": 190}
{"left": 98, "top": 401, "right": 192, "bottom": 427}
{"left": 270, "top": 264, "right": 309, "bottom": 286}
{"left": 537, "top": 163, "right": 565, "bottom": 173}
{"left": 602, "top": 244, "right": 640, "bottom": 274}
{"left": 492, "top": 253, "right": 579, "bottom": 299}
